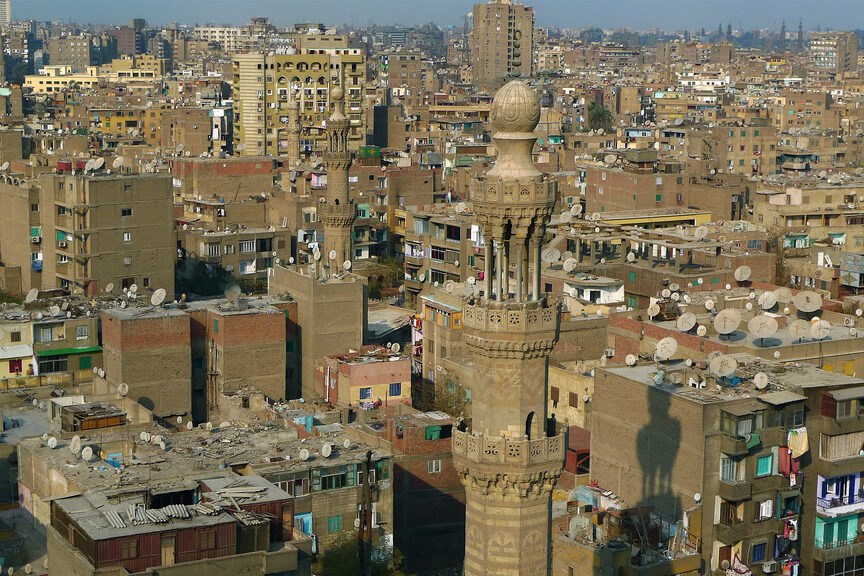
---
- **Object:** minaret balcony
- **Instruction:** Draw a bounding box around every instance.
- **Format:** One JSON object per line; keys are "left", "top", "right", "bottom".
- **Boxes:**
{"left": 452, "top": 428, "right": 565, "bottom": 468}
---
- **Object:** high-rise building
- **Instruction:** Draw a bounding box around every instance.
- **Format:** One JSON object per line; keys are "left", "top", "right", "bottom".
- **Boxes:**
{"left": 232, "top": 50, "right": 367, "bottom": 157}
{"left": 451, "top": 80, "right": 564, "bottom": 576}
{"left": 0, "top": 0, "right": 10, "bottom": 26}
{"left": 470, "top": 0, "right": 534, "bottom": 89}
{"left": 809, "top": 31, "right": 858, "bottom": 76}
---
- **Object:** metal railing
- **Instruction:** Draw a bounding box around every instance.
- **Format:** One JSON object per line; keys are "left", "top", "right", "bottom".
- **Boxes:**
{"left": 817, "top": 492, "right": 864, "bottom": 510}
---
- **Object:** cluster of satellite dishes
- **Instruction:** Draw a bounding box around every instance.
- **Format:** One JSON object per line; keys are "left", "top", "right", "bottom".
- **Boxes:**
{"left": 297, "top": 438, "right": 351, "bottom": 462}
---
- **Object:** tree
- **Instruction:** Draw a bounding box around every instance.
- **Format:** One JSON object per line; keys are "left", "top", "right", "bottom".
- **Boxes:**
{"left": 580, "top": 27, "right": 603, "bottom": 44}
{"left": 586, "top": 101, "right": 615, "bottom": 132}
{"left": 316, "top": 533, "right": 411, "bottom": 576}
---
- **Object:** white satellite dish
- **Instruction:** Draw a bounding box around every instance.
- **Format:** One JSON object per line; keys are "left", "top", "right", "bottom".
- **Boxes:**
{"left": 774, "top": 287, "right": 792, "bottom": 303}
{"left": 725, "top": 284, "right": 732, "bottom": 290}
{"left": 130, "top": 284, "right": 138, "bottom": 294}
{"left": 709, "top": 354, "right": 738, "bottom": 377}
{"left": 321, "top": 443, "right": 333, "bottom": 458}
{"left": 112, "top": 157, "right": 123, "bottom": 169}
{"left": 745, "top": 302, "right": 754, "bottom": 311}
{"left": 343, "top": 438, "right": 351, "bottom": 449}
{"left": 694, "top": 226, "right": 708, "bottom": 240}
{"left": 205, "top": 422, "right": 213, "bottom": 431}
{"left": 0, "top": 162, "right": 8, "bottom": 172}
{"left": 94, "top": 157, "right": 105, "bottom": 170}
{"left": 299, "top": 448, "right": 310, "bottom": 461}
{"left": 647, "top": 304, "right": 661, "bottom": 318}
{"left": 117, "top": 383, "right": 129, "bottom": 396}
{"left": 139, "top": 431, "right": 148, "bottom": 441}
{"left": 25, "top": 288, "right": 39, "bottom": 304}
{"left": 811, "top": 319, "right": 832, "bottom": 340}
{"left": 47, "top": 437, "right": 57, "bottom": 449}
{"left": 676, "top": 312, "right": 697, "bottom": 332}
{"left": 186, "top": 421, "right": 194, "bottom": 430}
{"left": 84, "top": 159, "right": 95, "bottom": 173}
{"left": 419, "top": 273, "right": 426, "bottom": 282}
{"left": 626, "top": 252, "right": 636, "bottom": 262}
{"left": 561, "top": 212, "right": 572, "bottom": 224}
{"left": 748, "top": 315, "right": 779, "bottom": 344}
{"left": 313, "top": 251, "right": 322, "bottom": 261}
{"left": 696, "top": 325, "right": 707, "bottom": 336}
{"left": 625, "top": 354, "right": 637, "bottom": 366}
{"left": 176, "top": 416, "right": 183, "bottom": 425}
{"left": 343, "top": 260, "right": 352, "bottom": 270}
{"left": 654, "top": 337, "right": 679, "bottom": 361}
{"left": 793, "top": 291, "right": 822, "bottom": 313}
{"left": 713, "top": 308, "right": 741, "bottom": 335}
{"left": 81, "top": 446, "right": 94, "bottom": 461}
{"left": 669, "top": 283, "right": 680, "bottom": 292}
{"left": 704, "top": 299, "right": 715, "bottom": 311}
{"left": 857, "top": 309, "right": 863, "bottom": 317}
{"left": 392, "top": 343, "right": 401, "bottom": 353}
{"left": 98, "top": 368, "right": 105, "bottom": 378}
{"left": 788, "top": 319, "right": 811, "bottom": 341}
{"left": 570, "top": 204, "right": 584, "bottom": 216}
{"left": 754, "top": 372, "right": 769, "bottom": 390}
{"left": 445, "top": 281, "right": 454, "bottom": 293}
{"left": 759, "top": 291, "right": 778, "bottom": 310}
{"left": 104, "top": 282, "right": 114, "bottom": 294}
{"left": 541, "top": 247, "right": 561, "bottom": 263}
{"left": 151, "top": 288, "right": 167, "bottom": 306}
{"left": 69, "top": 435, "right": 82, "bottom": 456}
{"left": 671, "top": 292, "right": 680, "bottom": 301}
{"left": 328, "top": 249, "right": 337, "bottom": 261}
{"left": 698, "top": 278, "right": 704, "bottom": 285}
{"left": 563, "top": 258, "right": 578, "bottom": 272}
{"left": 661, "top": 288, "right": 671, "bottom": 298}
{"left": 467, "top": 277, "right": 476, "bottom": 285}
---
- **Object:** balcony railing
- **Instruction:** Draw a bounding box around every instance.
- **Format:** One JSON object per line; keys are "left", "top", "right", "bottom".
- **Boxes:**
{"left": 817, "top": 492, "right": 864, "bottom": 517}
{"left": 816, "top": 537, "right": 859, "bottom": 550}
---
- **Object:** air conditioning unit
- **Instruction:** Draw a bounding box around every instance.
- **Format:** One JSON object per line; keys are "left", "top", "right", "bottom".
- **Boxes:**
{"left": 58, "top": 241, "right": 68, "bottom": 248}
{"left": 762, "top": 561, "right": 777, "bottom": 573}
{"left": 845, "top": 317, "right": 855, "bottom": 327}
{"left": 31, "top": 236, "right": 41, "bottom": 244}
{"left": 604, "top": 347, "right": 615, "bottom": 358}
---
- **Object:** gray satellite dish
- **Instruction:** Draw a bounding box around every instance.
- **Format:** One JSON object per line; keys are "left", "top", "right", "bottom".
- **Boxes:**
{"left": 343, "top": 260, "right": 352, "bottom": 270}
{"left": 793, "top": 291, "right": 822, "bottom": 312}
{"left": 709, "top": 355, "right": 738, "bottom": 377}
{"left": 788, "top": 319, "right": 811, "bottom": 341}
{"left": 150, "top": 288, "right": 167, "bottom": 306}
{"left": 713, "top": 308, "right": 741, "bottom": 335}
{"left": 625, "top": 354, "right": 637, "bottom": 366}
{"left": 694, "top": 226, "right": 708, "bottom": 240}
{"left": 811, "top": 319, "right": 832, "bottom": 340}
{"left": 117, "top": 383, "right": 129, "bottom": 396}
{"left": 654, "top": 337, "right": 678, "bottom": 361}
{"left": 754, "top": 372, "right": 769, "bottom": 390}
{"left": 677, "top": 312, "right": 697, "bottom": 332}
{"left": 25, "top": 288, "right": 39, "bottom": 303}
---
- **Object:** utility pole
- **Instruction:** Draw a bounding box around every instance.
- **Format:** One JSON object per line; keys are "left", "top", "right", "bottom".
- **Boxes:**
{"left": 358, "top": 450, "right": 373, "bottom": 576}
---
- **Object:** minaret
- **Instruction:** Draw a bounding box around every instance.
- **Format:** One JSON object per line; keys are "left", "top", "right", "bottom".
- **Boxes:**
{"left": 286, "top": 86, "right": 301, "bottom": 167}
{"left": 452, "top": 80, "right": 564, "bottom": 576}
{"left": 318, "top": 83, "right": 355, "bottom": 268}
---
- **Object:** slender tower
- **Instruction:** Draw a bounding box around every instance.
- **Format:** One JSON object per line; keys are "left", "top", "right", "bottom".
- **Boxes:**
{"left": 452, "top": 80, "right": 564, "bottom": 575}
{"left": 285, "top": 86, "right": 301, "bottom": 167}
{"left": 319, "top": 84, "right": 355, "bottom": 267}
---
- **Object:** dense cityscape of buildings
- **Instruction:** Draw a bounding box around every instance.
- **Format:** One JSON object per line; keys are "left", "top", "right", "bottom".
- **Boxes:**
{"left": 1, "top": 0, "right": 864, "bottom": 575}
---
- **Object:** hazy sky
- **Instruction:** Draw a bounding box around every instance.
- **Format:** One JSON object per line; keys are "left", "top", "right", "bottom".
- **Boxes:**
{"left": 15, "top": 0, "right": 864, "bottom": 30}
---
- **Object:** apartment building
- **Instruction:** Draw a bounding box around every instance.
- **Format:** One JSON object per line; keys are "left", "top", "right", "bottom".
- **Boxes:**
{"left": 317, "top": 347, "right": 411, "bottom": 408}
{"left": 470, "top": 0, "right": 534, "bottom": 88}
{"left": 810, "top": 31, "right": 858, "bottom": 76}
{"left": 46, "top": 35, "right": 94, "bottom": 72}
{"left": 232, "top": 50, "right": 367, "bottom": 158}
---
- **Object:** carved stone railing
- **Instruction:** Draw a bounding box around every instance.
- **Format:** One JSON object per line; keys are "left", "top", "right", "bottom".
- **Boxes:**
{"left": 452, "top": 428, "right": 565, "bottom": 467}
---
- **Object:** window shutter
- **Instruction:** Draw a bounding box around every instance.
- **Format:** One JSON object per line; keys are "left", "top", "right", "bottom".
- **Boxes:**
{"left": 821, "top": 392, "right": 837, "bottom": 418}
{"left": 551, "top": 386, "right": 560, "bottom": 402}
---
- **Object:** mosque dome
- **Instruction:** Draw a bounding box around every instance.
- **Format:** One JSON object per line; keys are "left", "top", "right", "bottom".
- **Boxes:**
{"left": 490, "top": 80, "right": 540, "bottom": 134}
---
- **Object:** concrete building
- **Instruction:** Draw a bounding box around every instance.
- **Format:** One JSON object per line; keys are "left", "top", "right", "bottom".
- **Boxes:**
{"left": 810, "top": 31, "right": 858, "bottom": 76}
{"left": 47, "top": 35, "right": 94, "bottom": 72}
{"left": 318, "top": 347, "right": 411, "bottom": 408}
{"left": 0, "top": 0, "right": 10, "bottom": 26}
{"left": 452, "top": 80, "right": 564, "bottom": 576}
{"left": 232, "top": 50, "right": 366, "bottom": 158}
{"left": 470, "top": 0, "right": 534, "bottom": 88}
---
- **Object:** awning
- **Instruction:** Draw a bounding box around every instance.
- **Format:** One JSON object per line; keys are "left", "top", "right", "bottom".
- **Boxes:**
{"left": 829, "top": 386, "right": 864, "bottom": 401}
{"left": 36, "top": 346, "right": 102, "bottom": 358}
{"left": 759, "top": 391, "right": 807, "bottom": 406}
{"left": 0, "top": 344, "right": 33, "bottom": 361}
{"left": 722, "top": 399, "right": 765, "bottom": 417}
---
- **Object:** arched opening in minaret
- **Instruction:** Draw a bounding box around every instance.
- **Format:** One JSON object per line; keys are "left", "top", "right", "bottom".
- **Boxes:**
{"left": 334, "top": 199, "right": 340, "bottom": 205}
{"left": 525, "top": 411, "right": 535, "bottom": 439}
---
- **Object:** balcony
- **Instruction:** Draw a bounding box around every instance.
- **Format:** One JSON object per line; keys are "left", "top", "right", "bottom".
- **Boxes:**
{"left": 718, "top": 479, "right": 751, "bottom": 502}
{"left": 814, "top": 537, "right": 864, "bottom": 562}
{"left": 817, "top": 492, "right": 864, "bottom": 518}
{"left": 405, "top": 254, "right": 424, "bottom": 267}
{"left": 404, "top": 277, "right": 424, "bottom": 292}
{"left": 715, "top": 520, "right": 744, "bottom": 544}
{"left": 720, "top": 434, "right": 749, "bottom": 456}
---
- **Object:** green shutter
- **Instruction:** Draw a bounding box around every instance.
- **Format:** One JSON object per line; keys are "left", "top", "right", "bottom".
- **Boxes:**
{"left": 213, "top": 319, "right": 219, "bottom": 333}
{"left": 628, "top": 271, "right": 636, "bottom": 282}
{"left": 757, "top": 455, "right": 772, "bottom": 476}
{"left": 30, "top": 227, "right": 40, "bottom": 237}
{"left": 79, "top": 356, "right": 92, "bottom": 370}
{"left": 655, "top": 194, "right": 662, "bottom": 202}
{"left": 56, "top": 231, "right": 66, "bottom": 242}
{"left": 327, "top": 515, "right": 343, "bottom": 533}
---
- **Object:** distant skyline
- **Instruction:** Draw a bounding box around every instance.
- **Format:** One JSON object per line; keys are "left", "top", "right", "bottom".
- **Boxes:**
{"left": 14, "top": 0, "right": 864, "bottom": 31}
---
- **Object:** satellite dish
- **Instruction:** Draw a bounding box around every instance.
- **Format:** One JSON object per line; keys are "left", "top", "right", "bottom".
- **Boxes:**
{"left": 676, "top": 312, "right": 697, "bottom": 332}
{"left": 343, "top": 438, "right": 351, "bottom": 449}
{"left": 560, "top": 251, "right": 573, "bottom": 262}
{"left": 176, "top": 416, "right": 183, "bottom": 425}
{"left": 694, "top": 493, "right": 702, "bottom": 503}
{"left": 130, "top": 284, "right": 138, "bottom": 294}
{"left": 625, "top": 354, "right": 637, "bottom": 366}
{"left": 696, "top": 325, "right": 707, "bottom": 336}
{"left": 563, "top": 258, "right": 578, "bottom": 272}
{"left": 139, "top": 431, "right": 148, "bottom": 441}
{"left": 313, "top": 251, "right": 322, "bottom": 261}
{"left": 709, "top": 354, "right": 738, "bottom": 377}
{"left": 704, "top": 299, "right": 715, "bottom": 311}
{"left": 745, "top": 302, "right": 753, "bottom": 311}
{"left": 151, "top": 288, "right": 167, "bottom": 306}
{"left": 671, "top": 292, "right": 680, "bottom": 302}
{"left": 69, "top": 435, "right": 82, "bottom": 455}
{"left": 419, "top": 273, "right": 426, "bottom": 282}
{"left": 654, "top": 337, "right": 679, "bottom": 361}
{"left": 98, "top": 368, "right": 105, "bottom": 378}
{"left": 748, "top": 315, "right": 779, "bottom": 344}
{"left": 84, "top": 159, "right": 95, "bottom": 172}
{"left": 205, "top": 422, "right": 213, "bottom": 431}
{"left": 661, "top": 289, "right": 671, "bottom": 298}
{"left": 143, "top": 432, "right": 152, "bottom": 442}
{"left": 759, "top": 291, "right": 778, "bottom": 310}
{"left": 289, "top": 257, "right": 295, "bottom": 264}
{"left": 94, "top": 157, "right": 105, "bottom": 170}
{"left": 224, "top": 284, "right": 242, "bottom": 300}
{"left": 754, "top": 372, "right": 769, "bottom": 390}
{"left": 669, "top": 283, "right": 680, "bottom": 292}
{"left": 112, "top": 157, "right": 123, "bottom": 169}
{"left": 343, "top": 260, "right": 352, "bottom": 270}
{"left": 186, "top": 421, "right": 194, "bottom": 430}
{"left": 858, "top": 309, "right": 863, "bottom": 317}
{"left": 694, "top": 226, "right": 708, "bottom": 240}
{"left": 391, "top": 343, "right": 401, "bottom": 353}
{"left": 647, "top": 304, "right": 661, "bottom": 318}
{"left": 570, "top": 204, "right": 584, "bottom": 216}
{"left": 713, "top": 308, "right": 741, "bottom": 335}
{"left": 299, "top": 448, "right": 310, "bottom": 461}
{"left": 0, "top": 162, "right": 8, "bottom": 172}
{"left": 561, "top": 212, "right": 572, "bottom": 224}
{"left": 117, "top": 383, "right": 129, "bottom": 397}
{"left": 541, "top": 247, "right": 561, "bottom": 263}
{"left": 591, "top": 213, "right": 602, "bottom": 222}
{"left": 725, "top": 284, "right": 732, "bottom": 290}
{"left": 774, "top": 287, "right": 792, "bottom": 303}
{"left": 788, "top": 319, "right": 811, "bottom": 341}
{"left": 734, "top": 266, "right": 751, "bottom": 282}
{"left": 626, "top": 252, "right": 636, "bottom": 262}
{"left": 793, "top": 291, "right": 822, "bottom": 312}
{"left": 322, "top": 443, "right": 333, "bottom": 458}
{"left": 120, "top": 301, "right": 127, "bottom": 309}
{"left": 811, "top": 319, "right": 832, "bottom": 340}
{"left": 445, "top": 281, "right": 454, "bottom": 293}
{"left": 603, "top": 154, "right": 617, "bottom": 164}
{"left": 467, "top": 276, "right": 476, "bottom": 285}
{"left": 47, "top": 437, "right": 57, "bottom": 449}
{"left": 25, "top": 288, "right": 39, "bottom": 304}
{"left": 81, "top": 446, "right": 94, "bottom": 461}
{"left": 697, "top": 277, "right": 704, "bottom": 285}
{"left": 328, "top": 249, "right": 337, "bottom": 261}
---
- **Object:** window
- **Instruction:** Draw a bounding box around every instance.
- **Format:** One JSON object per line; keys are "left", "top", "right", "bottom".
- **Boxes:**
{"left": 120, "top": 539, "right": 137, "bottom": 559}
{"left": 75, "top": 325, "right": 88, "bottom": 340}
{"left": 427, "top": 459, "right": 442, "bottom": 474}
{"left": 321, "top": 470, "right": 348, "bottom": 490}
{"left": 328, "top": 515, "right": 343, "bottom": 533}
{"left": 569, "top": 392, "right": 578, "bottom": 407}
{"left": 430, "top": 246, "right": 445, "bottom": 261}
{"left": 756, "top": 454, "right": 772, "bottom": 477}
{"left": 31, "top": 203, "right": 39, "bottom": 212}
{"left": 8, "top": 359, "right": 22, "bottom": 374}
{"left": 39, "top": 355, "right": 68, "bottom": 374}
{"left": 121, "top": 208, "right": 133, "bottom": 216}
{"left": 360, "top": 387, "right": 372, "bottom": 400}
{"left": 389, "top": 382, "right": 402, "bottom": 397}
{"left": 720, "top": 454, "right": 743, "bottom": 483}
{"left": 446, "top": 225, "right": 461, "bottom": 241}
{"left": 123, "top": 256, "right": 132, "bottom": 266}
{"left": 35, "top": 325, "right": 54, "bottom": 343}
{"left": 655, "top": 194, "right": 662, "bottom": 203}
{"left": 224, "top": 244, "right": 235, "bottom": 254}
{"left": 239, "top": 240, "right": 255, "bottom": 253}
{"left": 199, "top": 530, "right": 216, "bottom": 550}
{"left": 123, "top": 232, "right": 131, "bottom": 242}
{"left": 628, "top": 271, "right": 636, "bottom": 282}
{"left": 79, "top": 356, "right": 92, "bottom": 370}
{"left": 213, "top": 319, "right": 219, "bottom": 333}
{"left": 10, "top": 332, "right": 20, "bottom": 343}
{"left": 838, "top": 400, "right": 854, "bottom": 419}
{"left": 430, "top": 270, "right": 445, "bottom": 284}
{"left": 752, "top": 542, "right": 767, "bottom": 563}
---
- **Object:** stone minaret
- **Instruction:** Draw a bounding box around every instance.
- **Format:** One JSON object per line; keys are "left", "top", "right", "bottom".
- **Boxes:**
{"left": 285, "top": 86, "right": 301, "bottom": 167}
{"left": 452, "top": 80, "right": 565, "bottom": 576}
{"left": 319, "top": 85, "right": 355, "bottom": 268}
